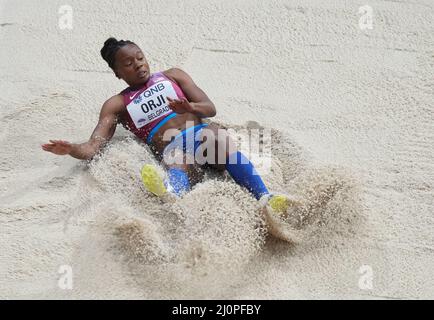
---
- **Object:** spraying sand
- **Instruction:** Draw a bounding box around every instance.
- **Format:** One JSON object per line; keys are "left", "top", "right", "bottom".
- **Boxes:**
{"left": 0, "top": 0, "right": 433, "bottom": 299}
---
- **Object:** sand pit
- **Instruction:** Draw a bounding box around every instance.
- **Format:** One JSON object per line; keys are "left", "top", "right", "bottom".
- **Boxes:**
{"left": 1, "top": 0, "right": 433, "bottom": 299}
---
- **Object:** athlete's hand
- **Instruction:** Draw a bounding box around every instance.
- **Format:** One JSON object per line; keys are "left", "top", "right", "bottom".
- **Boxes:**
{"left": 167, "top": 96, "right": 196, "bottom": 114}
{"left": 41, "top": 140, "right": 73, "bottom": 156}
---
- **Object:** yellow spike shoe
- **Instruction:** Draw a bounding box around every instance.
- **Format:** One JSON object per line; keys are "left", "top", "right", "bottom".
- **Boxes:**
{"left": 140, "top": 164, "right": 167, "bottom": 197}
{"left": 260, "top": 193, "right": 303, "bottom": 218}
{"left": 268, "top": 194, "right": 291, "bottom": 214}
{"left": 260, "top": 193, "right": 305, "bottom": 243}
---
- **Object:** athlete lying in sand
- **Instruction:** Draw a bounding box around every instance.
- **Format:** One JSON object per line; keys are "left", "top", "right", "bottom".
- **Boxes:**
{"left": 41, "top": 37, "right": 299, "bottom": 218}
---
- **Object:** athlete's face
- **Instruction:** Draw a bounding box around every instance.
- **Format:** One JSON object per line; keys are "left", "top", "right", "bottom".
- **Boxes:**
{"left": 113, "top": 44, "right": 150, "bottom": 86}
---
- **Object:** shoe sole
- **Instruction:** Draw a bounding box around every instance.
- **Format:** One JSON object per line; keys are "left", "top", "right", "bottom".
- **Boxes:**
{"left": 140, "top": 164, "right": 167, "bottom": 197}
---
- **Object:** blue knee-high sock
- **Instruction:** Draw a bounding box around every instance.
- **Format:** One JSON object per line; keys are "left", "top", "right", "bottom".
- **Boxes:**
{"left": 166, "top": 168, "right": 191, "bottom": 196}
{"left": 225, "top": 151, "right": 270, "bottom": 200}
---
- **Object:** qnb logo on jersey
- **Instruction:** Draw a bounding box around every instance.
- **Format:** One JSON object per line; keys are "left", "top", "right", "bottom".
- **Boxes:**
{"left": 134, "top": 95, "right": 143, "bottom": 104}
{"left": 142, "top": 82, "right": 166, "bottom": 98}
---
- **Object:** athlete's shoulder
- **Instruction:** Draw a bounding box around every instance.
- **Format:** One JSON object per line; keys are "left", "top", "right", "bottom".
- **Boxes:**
{"left": 163, "top": 67, "right": 190, "bottom": 77}
{"left": 163, "top": 68, "right": 193, "bottom": 83}
{"left": 101, "top": 94, "right": 125, "bottom": 115}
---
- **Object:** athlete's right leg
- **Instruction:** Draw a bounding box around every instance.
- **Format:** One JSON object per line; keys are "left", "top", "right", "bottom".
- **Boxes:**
{"left": 164, "top": 151, "right": 203, "bottom": 196}
{"left": 142, "top": 148, "right": 203, "bottom": 198}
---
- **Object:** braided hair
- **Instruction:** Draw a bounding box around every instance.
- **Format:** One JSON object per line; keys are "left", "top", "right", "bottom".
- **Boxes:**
{"left": 100, "top": 37, "right": 136, "bottom": 70}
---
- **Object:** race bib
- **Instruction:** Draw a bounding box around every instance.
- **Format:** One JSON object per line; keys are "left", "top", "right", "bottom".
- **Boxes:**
{"left": 126, "top": 80, "right": 177, "bottom": 129}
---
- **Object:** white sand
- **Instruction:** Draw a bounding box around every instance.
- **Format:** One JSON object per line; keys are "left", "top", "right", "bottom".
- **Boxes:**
{"left": 1, "top": 0, "right": 433, "bottom": 299}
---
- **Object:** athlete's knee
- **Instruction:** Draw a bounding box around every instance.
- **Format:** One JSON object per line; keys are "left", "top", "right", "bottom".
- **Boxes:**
{"left": 165, "top": 162, "right": 189, "bottom": 172}
{"left": 200, "top": 125, "right": 236, "bottom": 166}
{"left": 163, "top": 146, "right": 195, "bottom": 167}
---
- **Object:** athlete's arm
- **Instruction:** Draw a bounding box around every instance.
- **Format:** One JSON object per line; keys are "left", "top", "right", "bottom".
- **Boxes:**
{"left": 42, "top": 95, "right": 123, "bottom": 160}
{"left": 164, "top": 68, "right": 216, "bottom": 118}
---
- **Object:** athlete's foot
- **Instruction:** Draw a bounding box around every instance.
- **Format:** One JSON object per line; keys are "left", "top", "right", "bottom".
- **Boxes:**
{"left": 260, "top": 193, "right": 303, "bottom": 219}
{"left": 141, "top": 164, "right": 168, "bottom": 197}
{"left": 260, "top": 193, "right": 305, "bottom": 243}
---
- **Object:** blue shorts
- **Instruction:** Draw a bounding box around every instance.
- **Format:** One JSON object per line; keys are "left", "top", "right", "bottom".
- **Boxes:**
{"left": 162, "top": 123, "right": 209, "bottom": 160}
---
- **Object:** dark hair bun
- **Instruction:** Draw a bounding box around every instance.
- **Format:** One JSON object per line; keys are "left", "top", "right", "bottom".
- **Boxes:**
{"left": 103, "top": 37, "right": 118, "bottom": 48}
{"left": 101, "top": 37, "right": 136, "bottom": 70}
{"left": 100, "top": 37, "right": 118, "bottom": 67}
